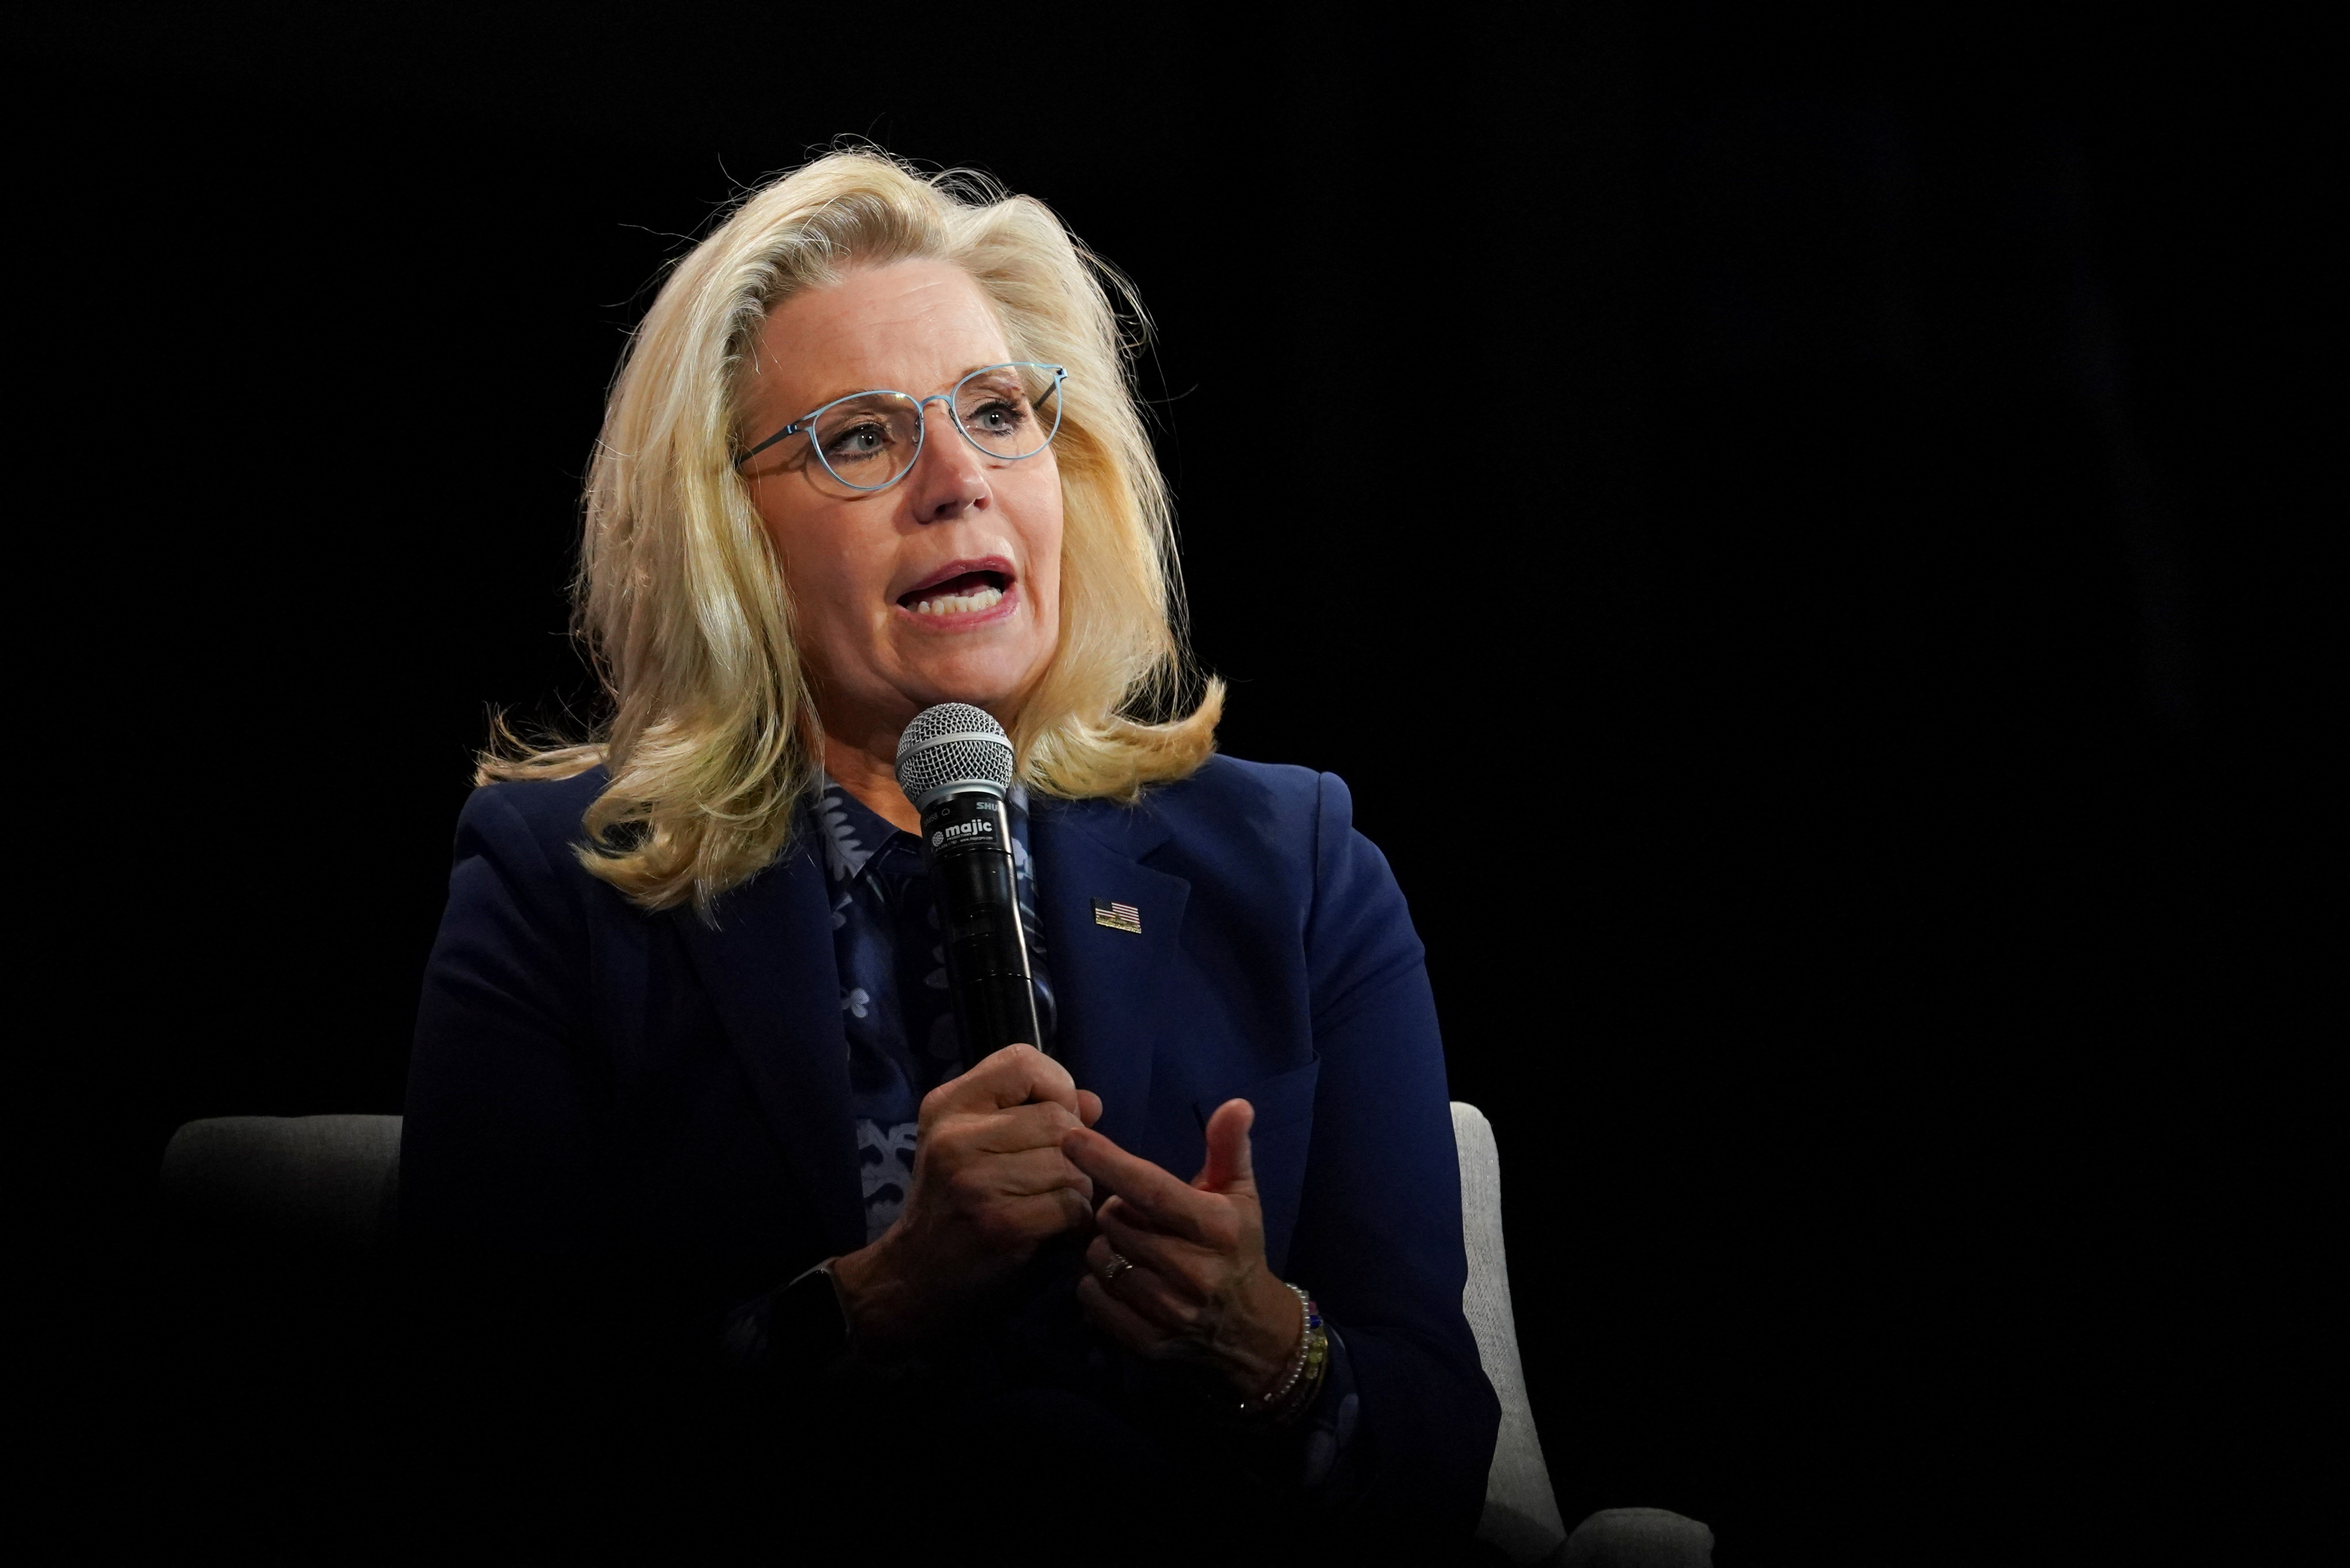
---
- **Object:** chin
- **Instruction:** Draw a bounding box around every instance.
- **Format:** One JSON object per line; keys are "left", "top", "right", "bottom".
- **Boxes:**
{"left": 900, "top": 656, "right": 1047, "bottom": 718}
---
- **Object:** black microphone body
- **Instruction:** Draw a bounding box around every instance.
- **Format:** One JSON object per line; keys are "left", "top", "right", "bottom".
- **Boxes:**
{"left": 896, "top": 703, "right": 1046, "bottom": 1067}
{"left": 917, "top": 787, "right": 1045, "bottom": 1062}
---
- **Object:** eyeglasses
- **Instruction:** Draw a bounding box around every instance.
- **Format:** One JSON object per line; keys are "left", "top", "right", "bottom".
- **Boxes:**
{"left": 733, "top": 362, "right": 1068, "bottom": 493}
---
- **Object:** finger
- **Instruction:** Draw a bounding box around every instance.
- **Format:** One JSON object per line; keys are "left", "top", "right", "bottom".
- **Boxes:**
{"left": 1090, "top": 1257, "right": 1212, "bottom": 1339}
{"left": 1047, "top": 1184, "right": 1097, "bottom": 1237}
{"left": 1096, "top": 1258, "right": 1205, "bottom": 1335}
{"left": 988, "top": 1187, "right": 1097, "bottom": 1248}
{"left": 926, "top": 1044, "right": 1080, "bottom": 1116}
{"left": 1085, "top": 1224, "right": 1201, "bottom": 1322}
{"left": 1195, "top": 1099, "right": 1258, "bottom": 1196}
{"left": 959, "top": 1101, "right": 1084, "bottom": 1155}
{"left": 1076, "top": 1090, "right": 1103, "bottom": 1128}
{"left": 1060, "top": 1128, "right": 1224, "bottom": 1247}
{"left": 1096, "top": 1201, "right": 1224, "bottom": 1288}
{"left": 1075, "top": 1274, "right": 1183, "bottom": 1360}
{"left": 946, "top": 1146, "right": 1094, "bottom": 1201}
{"left": 1072, "top": 1134, "right": 1229, "bottom": 1248}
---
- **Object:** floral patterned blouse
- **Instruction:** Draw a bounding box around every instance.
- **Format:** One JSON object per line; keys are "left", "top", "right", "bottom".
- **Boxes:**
{"left": 812, "top": 776, "right": 1058, "bottom": 1244}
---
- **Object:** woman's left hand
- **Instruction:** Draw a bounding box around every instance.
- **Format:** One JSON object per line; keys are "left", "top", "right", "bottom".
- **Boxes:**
{"left": 1061, "top": 1100, "right": 1307, "bottom": 1399}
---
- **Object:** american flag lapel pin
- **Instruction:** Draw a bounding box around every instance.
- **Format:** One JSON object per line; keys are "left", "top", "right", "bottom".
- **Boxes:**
{"left": 1091, "top": 897, "right": 1143, "bottom": 934}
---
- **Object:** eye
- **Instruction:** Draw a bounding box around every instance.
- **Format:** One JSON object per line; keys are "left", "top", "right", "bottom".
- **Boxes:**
{"left": 965, "top": 399, "right": 1029, "bottom": 435}
{"left": 823, "top": 419, "right": 897, "bottom": 461}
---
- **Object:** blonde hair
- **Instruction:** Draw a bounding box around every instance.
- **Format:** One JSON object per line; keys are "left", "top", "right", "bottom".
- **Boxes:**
{"left": 481, "top": 148, "right": 1222, "bottom": 914}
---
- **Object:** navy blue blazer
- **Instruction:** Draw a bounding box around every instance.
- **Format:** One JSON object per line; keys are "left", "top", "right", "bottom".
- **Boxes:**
{"left": 403, "top": 753, "right": 1499, "bottom": 1525}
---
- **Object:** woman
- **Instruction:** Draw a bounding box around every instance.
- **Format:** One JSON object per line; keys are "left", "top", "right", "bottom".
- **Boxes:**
{"left": 402, "top": 149, "right": 1498, "bottom": 1554}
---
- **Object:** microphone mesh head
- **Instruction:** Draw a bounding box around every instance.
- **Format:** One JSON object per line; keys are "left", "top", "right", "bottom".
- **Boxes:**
{"left": 895, "top": 702, "right": 1015, "bottom": 808}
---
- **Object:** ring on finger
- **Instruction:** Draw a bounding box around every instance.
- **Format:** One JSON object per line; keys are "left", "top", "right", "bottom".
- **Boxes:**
{"left": 1100, "top": 1250, "right": 1136, "bottom": 1290}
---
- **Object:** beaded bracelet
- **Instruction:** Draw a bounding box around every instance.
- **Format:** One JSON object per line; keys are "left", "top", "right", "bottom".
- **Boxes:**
{"left": 1272, "top": 1320, "right": 1330, "bottom": 1425}
{"left": 1240, "top": 1282, "right": 1329, "bottom": 1423}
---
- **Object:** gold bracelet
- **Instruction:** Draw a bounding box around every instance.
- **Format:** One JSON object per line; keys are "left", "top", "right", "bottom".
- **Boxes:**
{"left": 1266, "top": 1321, "right": 1330, "bottom": 1424}
{"left": 1240, "top": 1283, "right": 1326, "bottom": 1421}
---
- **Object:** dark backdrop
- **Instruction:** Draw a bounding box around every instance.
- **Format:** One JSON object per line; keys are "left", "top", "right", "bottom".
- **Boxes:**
{"left": 24, "top": 7, "right": 2329, "bottom": 1564}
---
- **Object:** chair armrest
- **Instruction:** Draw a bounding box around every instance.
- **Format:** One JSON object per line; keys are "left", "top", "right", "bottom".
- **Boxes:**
{"left": 161, "top": 1114, "right": 404, "bottom": 1260}
{"left": 1559, "top": 1507, "right": 1716, "bottom": 1567}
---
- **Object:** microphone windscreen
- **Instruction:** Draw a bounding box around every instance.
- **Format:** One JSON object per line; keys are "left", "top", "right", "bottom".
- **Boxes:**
{"left": 895, "top": 702, "right": 1015, "bottom": 808}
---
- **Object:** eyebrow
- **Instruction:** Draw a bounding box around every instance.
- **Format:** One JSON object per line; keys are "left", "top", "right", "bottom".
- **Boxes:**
{"left": 735, "top": 362, "right": 1024, "bottom": 469}
{"left": 801, "top": 363, "right": 1012, "bottom": 412}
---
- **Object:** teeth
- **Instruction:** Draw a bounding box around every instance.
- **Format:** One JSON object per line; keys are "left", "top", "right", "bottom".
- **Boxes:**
{"left": 912, "top": 584, "right": 1004, "bottom": 616}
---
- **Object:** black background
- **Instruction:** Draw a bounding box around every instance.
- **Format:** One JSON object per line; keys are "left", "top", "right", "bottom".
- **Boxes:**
{"left": 23, "top": 5, "right": 2331, "bottom": 1563}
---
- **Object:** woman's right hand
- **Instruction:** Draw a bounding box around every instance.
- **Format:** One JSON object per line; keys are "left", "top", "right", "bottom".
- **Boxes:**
{"left": 828, "top": 1043, "right": 1103, "bottom": 1356}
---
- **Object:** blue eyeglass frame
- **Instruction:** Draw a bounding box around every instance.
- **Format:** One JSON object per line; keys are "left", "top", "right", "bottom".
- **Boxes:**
{"left": 732, "top": 361, "right": 1069, "bottom": 491}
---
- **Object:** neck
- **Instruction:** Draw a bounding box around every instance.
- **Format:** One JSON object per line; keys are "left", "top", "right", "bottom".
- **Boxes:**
{"left": 823, "top": 728, "right": 923, "bottom": 836}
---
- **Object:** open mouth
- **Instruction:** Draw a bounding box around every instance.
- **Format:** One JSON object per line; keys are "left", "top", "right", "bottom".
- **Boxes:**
{"left": 898, "top": 567, "right": 1011, "bottom": 617}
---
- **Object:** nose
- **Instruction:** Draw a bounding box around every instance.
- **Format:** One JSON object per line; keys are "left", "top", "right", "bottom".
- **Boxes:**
{"left": 903, "top": 396, "right": 989, "bottom": 524}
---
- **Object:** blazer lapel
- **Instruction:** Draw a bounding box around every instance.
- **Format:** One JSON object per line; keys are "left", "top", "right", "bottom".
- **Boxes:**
{"left": 671, "top": 841, "right": 866, "bottom": 1256}
{"left": 1032, "top": 801, "right": 1191, "bottom": 1154}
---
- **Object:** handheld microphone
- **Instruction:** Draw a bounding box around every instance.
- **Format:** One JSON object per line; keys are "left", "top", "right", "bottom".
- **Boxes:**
{"left": 895, "top": 703, "right": 1046, "bottom": 1066}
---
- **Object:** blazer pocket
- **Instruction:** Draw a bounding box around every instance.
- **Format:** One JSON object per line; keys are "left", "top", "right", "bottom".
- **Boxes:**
{"left": 1194, "top": 1058, "right": 1319, "bottom": 1278}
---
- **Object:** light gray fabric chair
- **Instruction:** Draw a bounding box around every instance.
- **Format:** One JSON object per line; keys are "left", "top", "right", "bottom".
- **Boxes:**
{"left": 1452, "top": 1103, "right": 1714, "bottom": 1567}
{"left": 162, "top": 1113, "right": 404, "bottom": 1261}
{"left": 1560, "top": 1508, "right": 1724, "bottom": 1567}
{"left": 161, "top": 1108, "right": 1714, "bottom": 1565}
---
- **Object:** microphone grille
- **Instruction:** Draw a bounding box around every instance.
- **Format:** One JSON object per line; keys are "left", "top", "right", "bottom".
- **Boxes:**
{"left": 894, "top": 702, "right": 1015, "bottom": 807}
